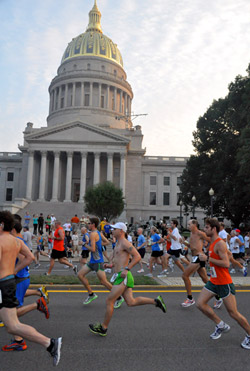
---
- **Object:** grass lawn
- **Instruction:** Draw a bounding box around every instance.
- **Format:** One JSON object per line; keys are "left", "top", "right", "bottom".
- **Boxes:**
{"left": 30, "top": 274, "right": 158, "bottom": 286}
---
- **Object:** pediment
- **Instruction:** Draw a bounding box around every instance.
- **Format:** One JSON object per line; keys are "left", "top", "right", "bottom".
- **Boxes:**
{"left": 25, "top": 121, "right": 129, "bottom": 144}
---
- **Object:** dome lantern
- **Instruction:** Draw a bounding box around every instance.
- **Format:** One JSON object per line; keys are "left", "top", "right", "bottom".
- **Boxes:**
{"left": 86, "top": 0, "right": 102, "bottom": 33}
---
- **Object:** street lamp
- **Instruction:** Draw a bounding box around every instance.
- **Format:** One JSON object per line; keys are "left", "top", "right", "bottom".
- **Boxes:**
{"left": 179, "top": 200, "right": 183, "bottom": 229}
{"left": 192, "top": 195, "right": 196, "bottom": 219}
{"left": 209, "top": 188, "right": 215, "bottom": 217}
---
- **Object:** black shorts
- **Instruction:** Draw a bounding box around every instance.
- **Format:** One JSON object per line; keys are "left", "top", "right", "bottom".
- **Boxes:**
{"left": 191, "top": 255, "right": 206, "bottom": 268}
{"left": 138, "top": 248, "right": 146, "bottom": 258}
{"left": 51, "top": 249, "right": 67, "bottom": 260}
{"left": 233, "top": 253, "right": 240, "bottom": 260}
{"left": 151, "top": 250, "right": 163, "bottom": 258}
{"left": 37, "top": 245, "right": 44, "bottom": 252}
{"left": 81, "top": 250, "right": 90, "bottom": 259}
{"left": 102, "top": 246, "right": 107, "bottom": 252}
{"left": 168, "top": 249, "right": 182, "bottom": 258}
{"left": 0, "top": 276, "right": 19, "bottom": 309}
{"left": 239, "top": 252, "right": 245, "bottom": 259}
{"left": 87, "top": 262, "right": 104, "bottom": 272}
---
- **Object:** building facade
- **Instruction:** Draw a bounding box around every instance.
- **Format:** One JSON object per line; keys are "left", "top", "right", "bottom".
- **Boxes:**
{"left": 0, "top": 1, "right": 193, "bottom": 224}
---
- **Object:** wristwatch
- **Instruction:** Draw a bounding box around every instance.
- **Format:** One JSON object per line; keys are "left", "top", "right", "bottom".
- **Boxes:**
{"left": 125, "top": 266, "right": 130, "bottom": 271}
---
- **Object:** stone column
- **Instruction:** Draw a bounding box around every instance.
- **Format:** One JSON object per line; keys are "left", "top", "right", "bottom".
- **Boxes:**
{"left": 114, "top": 87, "right": 117, "bottom": 111}
{"left": 124, "top": 93, "right": 128, "bottom": 114}
{"left": 93, "top": 152, "right": 100, "bottom": 185}
{"left": 64, "top": 151, "right": 73, "bottom": 202}
{"left": 79, "top": 152, "right": 87, "bottom": 202}
{"left": 120, "top": 153, "right": 126, "bottom": 194}
{"left": 38, "top": 151, "right": 47, "bottom": 201}
{"left": 51, "top": 151, "right": 60, "bottom": 202}
{"left": 81, "top": 82, "right": 84, "bottom": 106}
{"left": 90, "top": 82, "right": 93, "bottom": 106}
{"left": 120, "top": 90, "right": 123, "bottom": 112}
{"left": 58, "top": 86, "right": 62, "bottom": 109}
{"left": 64, "top": 84, "right": 68, "bottom": 108}
{"left": 26, "top": 150, "right": 34, "bottom": 200}
{"left": 107, "top": 153, "right": 113, "bottom": 182}
{"left": 49, "top": 92, "right": 53, "bottom": 114}
{"left": 99, "top": 83, "right": 102, "bottom": 107}
{"left": 106, "top": 85, "right": 110, "bottom": 109}
{"left": 72, "top": 83, "right": 76, "bottom": 106}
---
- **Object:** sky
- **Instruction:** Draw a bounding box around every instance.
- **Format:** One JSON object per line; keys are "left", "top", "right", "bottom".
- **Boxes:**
{"left": 1, "top": 0, "right": 250, "bottom": 157}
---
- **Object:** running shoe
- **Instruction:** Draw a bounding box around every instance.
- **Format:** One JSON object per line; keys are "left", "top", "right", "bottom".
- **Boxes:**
{"left": 2, "top": 339, "right": 27, "bottom": 351}
{"left": 38, "top": 285, "right": 50, "bottom": 304}
{"left": 137, "top": 269, "right": 144, "bottom": 273}
{"left": 114, "top": 297, "right": 125, "bottom": 309}
{"left": 83, "top": 293, "right": 98, "bottom": 305}
{"left": 48, "top": 337, "right": 62, "bottom": 366}
{"left": 34, "top": 263, "right": 40, "bottom": 269}
{"left": 0, "top": 321, "right": 4, "bottom": 327}
{"left": 210, "top": 323, "right": 230, "bottom": 340}
{"left": 230, "top": 268, "right": 236, "bottom": 274}
{"left": 241, "top": 335, "right": 250, "bottom": 349}
{"left": 213, "top": 298, "right": 223, "bottom": 309}
{"left": 73, "top": 265, "right": 78, "bottom": 275}
{"left": 242, "top": 267, "right": 248, "bottom": 277}
{"left": 89, "top": 323, "right": 107, "bottom": 337}
{"left": 44, "top": 272, "right": 50, "bottom": 275}
{"left": 181, "top": 298, "right": 195, "bottom": 307}
{"left": 144, "top": 273, "right": 153, "bottom": 277}
{"left": 37, "top": 297, "right": 50, "bottom": 319}
{"left": 104, "top": 268, "right": 112, "bottom": 273}
{"left": 157, "top": 270, "right": 169, "bottom": 277}
{"left": 155, "top": 295, "right": 166, "bottom": 313}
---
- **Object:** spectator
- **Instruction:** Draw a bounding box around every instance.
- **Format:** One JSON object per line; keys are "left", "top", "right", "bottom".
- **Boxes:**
{"left": 38, "top": 213, "right": 44, "bottom": 235}
{"left": 33, "top": 214, "right": 38, "bottom": 235}
{"left": 71, "top": 214, "right": 80, "bottom": 233}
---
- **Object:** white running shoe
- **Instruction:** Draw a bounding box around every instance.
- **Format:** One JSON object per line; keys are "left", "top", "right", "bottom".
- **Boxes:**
{"left": 181, "top": 298, "right": 195, "bottom": 307}
{"left": 241, "top": 335, "right": 250, "bottom": 349}
{"left": 213, "top": 298, "right": 223, "bottom": 309}
{"left": 210, "top": 323, "right": 230, "bottom": 340}
{"left": 137, "top": 269, "right": 144, "bottom": 273}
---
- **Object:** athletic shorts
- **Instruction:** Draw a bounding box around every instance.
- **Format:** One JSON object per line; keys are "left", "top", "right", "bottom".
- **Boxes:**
{"left": 191, "top": 255, "right": 206, "bottom": 268}
{"left": 37, "top": 245, "right": 45, "bottom": 252}
{"left": 138, "top": 248, "right": 146, "bottom": 259}
{"left": 87, "top": 262, "right": 104, "bottom": 272}
{"left": 151, "top": 250, "right": 163, "bottom": 258}
{"left": 51, "top": 249, "right": 67, "bottom": 260}
{"left": 113, "top": 271, "right": 134, "bottom": 288}
{"left": 0, "top": 276, "right": 19, "bottom": 309}
{"left": 239, "top": 252, "right": 245, "bottom": 259}
{"left": 81, "top": 250, "right": 90, "bottom": 259}
{"left": 102, "top": 246, "right": 107, "bottom": 252}
{"left": 233, "top": 253, "right": 240, "bottom": 260}
{"left": 16, "top": 278, "right": 30, "bottom": 307}
{"left": 204, "top": 281, "right": 235, "bottom": 299}
{"left": 167, "top": 249, "right": 182, "bottom": 259}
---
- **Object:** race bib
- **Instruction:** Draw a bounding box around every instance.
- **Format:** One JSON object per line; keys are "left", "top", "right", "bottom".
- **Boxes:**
{"left": 0, "top": 289, "right": 2, "bottom": 304}
{"left": 110, "top": 273, "right": 118, "bottom": 283}
{"left": 192, "top": 256, "right": 199, "bottom": 263}
{"left": 210, "top": 267, "right": 217, "bottom": 278}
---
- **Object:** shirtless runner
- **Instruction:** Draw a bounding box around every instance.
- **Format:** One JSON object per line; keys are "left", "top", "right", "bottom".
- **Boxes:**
{"left": 89, "top": 222, "right": 166, "bottom": 336}
{"left": 0, "top": 211, "right": 62, "bottom": 366}
{"left": 181, "top": 219, "right": 211, "bottom": 307}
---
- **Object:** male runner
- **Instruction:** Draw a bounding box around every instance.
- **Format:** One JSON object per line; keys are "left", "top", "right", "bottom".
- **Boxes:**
{"left": 197, "top": 218, "right": 250, "bottom": 349}
{"left": 181, "top": 219, "right": 211, "bottom": 307}
{"left": 45, "top": 221, "right": 77, "bottom": 275}
{"left": 89, "top": 222, "right": 166, "bottom": 336}
{"left": 0, "top": 211, "right": 62, "bottom": 366}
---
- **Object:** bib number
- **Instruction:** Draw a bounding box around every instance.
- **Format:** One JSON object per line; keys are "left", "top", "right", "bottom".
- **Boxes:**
{"left": 210, "top": 267, "right": 217, "bottom": 278}
{"left": 192, "top": 256, "right": 199, "bottom": 263}
{"left": 110, "top": 273, "right": 118, "bottom": 283}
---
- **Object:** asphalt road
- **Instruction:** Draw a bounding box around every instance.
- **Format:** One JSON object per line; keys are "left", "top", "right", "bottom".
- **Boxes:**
{"left": 1, "top": 288, "right": 250, "bottom": 371}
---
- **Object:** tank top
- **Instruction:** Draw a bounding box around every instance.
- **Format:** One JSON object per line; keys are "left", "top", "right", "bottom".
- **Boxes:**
{"left": 53, "top": 226, "right": 65, "bottom": 251}
{"left": 82, "top": 233, "right": 89, "bottom": 251}
{"left": 209, "top": 237, "right": 232, "bottom": 285}
{"left": 90, "top": 231, "right": 104, "bottom": 263}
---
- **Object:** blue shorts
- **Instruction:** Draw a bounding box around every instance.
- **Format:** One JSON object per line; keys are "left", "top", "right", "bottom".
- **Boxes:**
{"left": 16, "top": 278, "right": 30, "bottom": 307}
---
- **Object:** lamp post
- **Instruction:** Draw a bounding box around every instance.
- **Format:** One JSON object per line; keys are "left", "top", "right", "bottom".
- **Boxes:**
{"left": 209, "top": 188, "right": 215, "bottom": 217}
{"left": 179, "top": 200, "right": 183, "bottom": 229}
{"left": 192, "top": 195, "right": 196, "bottom": 219}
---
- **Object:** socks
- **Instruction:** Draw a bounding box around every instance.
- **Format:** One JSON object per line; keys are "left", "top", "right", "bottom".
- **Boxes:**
{"left": 217, "top": 320, "right": 225, "bottom": 328}
{"left": 188, "top": 295, "right": 192, "bottom": 300}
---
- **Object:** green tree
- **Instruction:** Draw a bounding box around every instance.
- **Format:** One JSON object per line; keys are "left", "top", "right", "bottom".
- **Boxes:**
{"left": 180, "top": 65, "right": 250, "bottom": 226}
{"left": 84, "top": 181, "right": 125, "bottom": 221}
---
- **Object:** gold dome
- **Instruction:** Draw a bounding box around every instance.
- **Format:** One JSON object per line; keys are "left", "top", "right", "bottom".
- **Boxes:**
{"left": 61, "top": 1, "right": 123, "bottom": 67}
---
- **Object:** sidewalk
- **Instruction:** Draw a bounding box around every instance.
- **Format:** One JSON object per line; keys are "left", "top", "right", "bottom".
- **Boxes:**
{"left": 156, "top": 275, "right": 250, "bottom": 286}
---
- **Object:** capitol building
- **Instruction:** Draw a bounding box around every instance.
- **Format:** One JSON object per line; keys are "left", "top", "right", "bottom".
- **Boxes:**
{"left": 0, "top": 1, "right": 190, "bottom": 224}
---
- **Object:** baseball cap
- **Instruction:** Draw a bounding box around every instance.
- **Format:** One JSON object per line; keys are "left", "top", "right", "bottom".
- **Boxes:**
{"left": 110, "top": 222, "right": 127, "bottom": 232}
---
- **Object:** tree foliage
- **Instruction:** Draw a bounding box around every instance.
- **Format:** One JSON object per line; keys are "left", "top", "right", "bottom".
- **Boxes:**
{"left": 84, "top": 181, "right": 125, "bottom": 221}
{"left": 180, "top": 64, "right": 250, "bottom": 226}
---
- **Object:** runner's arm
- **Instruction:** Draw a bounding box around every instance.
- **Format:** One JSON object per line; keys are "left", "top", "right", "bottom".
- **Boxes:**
{"left": 15, "top": 239, "right": 35, "bottom": 274}
{"left": 123, "top": 242, "right": 141, "bottom": 270}
{"left": 209, "top": 241, "right": 230, "bottom": 268}
{"left": 100, "top": 232, "right": 109, "bottom": 246}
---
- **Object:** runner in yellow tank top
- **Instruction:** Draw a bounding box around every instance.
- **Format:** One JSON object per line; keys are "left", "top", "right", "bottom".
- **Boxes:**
{"left": 196, "top": 218, "right": 250, "bottom": 349}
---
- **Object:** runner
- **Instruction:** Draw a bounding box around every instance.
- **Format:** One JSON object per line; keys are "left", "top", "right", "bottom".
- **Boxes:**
{"left": 197, "top": 218, "right": 250, "bottom": 349}
{"left": 45, "top": 221, "right": 77, "bottom": 276}
{"left": 0, "top": 211, "right": 62, "bottom": 365}
{"left": 89, "top": 222, "right": 166, "bottom": 336}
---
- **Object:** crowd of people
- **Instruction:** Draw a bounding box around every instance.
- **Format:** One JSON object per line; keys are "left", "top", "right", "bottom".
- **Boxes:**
{"left": 1, "top": 210, "right": 250, "bottom": 367}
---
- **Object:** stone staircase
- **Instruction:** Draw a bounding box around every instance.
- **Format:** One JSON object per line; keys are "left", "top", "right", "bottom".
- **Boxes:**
{"left": 18, "top": 201, "right": 86, "bottom": 223}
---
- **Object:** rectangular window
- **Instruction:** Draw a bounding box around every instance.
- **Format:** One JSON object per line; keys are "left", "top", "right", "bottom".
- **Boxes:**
{"left": 150, "top": 176, "right": 157, "bottom": 186}
{"left": 84, "top": 94, "right": 89, "bottom": 106}
{"left": 163, "top": 176, "right": 170, "bottom": 186}
{"left": 6, "top": 188, "right": 13, "bottom": 201}
{"left": 150, "top": 192, "right": 156, "bottom": 205}
{"left": 7, "top": 172, "right": 14, "bottom": 181}
{"left": 177, "top": 176, "right": 182, "bottom": 186}
{"left": 163, "top": 216, "right": 170, "bottom": 222}
{"left": 149, "top": 216, "right": 156, "bottom": 220}
{"left": 163, "top": 192, "right": 170, "bottom": 206}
